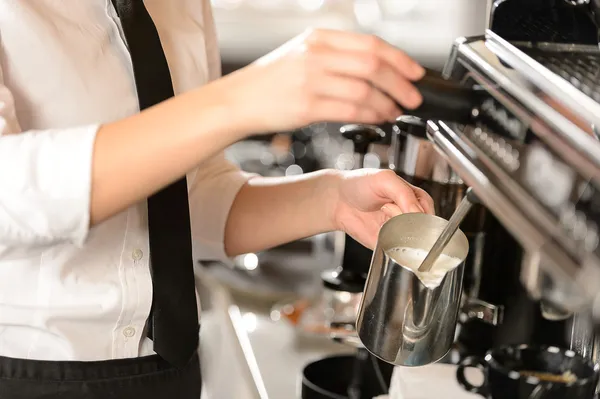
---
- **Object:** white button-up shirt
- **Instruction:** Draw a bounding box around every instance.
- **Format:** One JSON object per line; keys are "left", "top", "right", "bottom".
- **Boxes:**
{"left": 0, "top": 0, "right": 249, "bottom": 361}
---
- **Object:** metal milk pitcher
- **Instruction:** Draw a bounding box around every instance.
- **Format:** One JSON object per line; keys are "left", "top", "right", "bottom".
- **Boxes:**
{"left": 356, "top": 213, "right": 469, "bottom": 367}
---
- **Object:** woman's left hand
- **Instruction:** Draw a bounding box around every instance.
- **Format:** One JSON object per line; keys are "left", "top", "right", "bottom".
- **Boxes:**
{"left": 330, "top": 169, "right": 435, "bottom": 249}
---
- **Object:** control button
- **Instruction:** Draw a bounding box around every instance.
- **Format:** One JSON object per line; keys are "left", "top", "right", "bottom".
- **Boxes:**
{"left": 132, "top": 249, "right": 143, "bottom": 261}
{"left": 123, "top": 326, "right": 136, "bottom": 338}
{"left": 572, "top": 211, "right": 588, "bottom": 241}
{"left": 585, "top": 224, "right": 599, "bottom": 252}
{"left": 560, "top": 203, "right": 577, "bottom": 231}
{"left": 497, "top": 146, "right": 507, "bottom": 159}
{"left": 469, "top": 127, "right": 520, "bottom": 172}
{"left": 525, "top": 145, "right": 574, "bottom": 209}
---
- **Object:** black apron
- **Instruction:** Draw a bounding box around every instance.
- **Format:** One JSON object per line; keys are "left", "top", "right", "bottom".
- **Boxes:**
{"left": 0, "top": 353, "right": 201, "bottom": 399}
{"left": 0, "top": 1, "right": 203, "bottom": 397}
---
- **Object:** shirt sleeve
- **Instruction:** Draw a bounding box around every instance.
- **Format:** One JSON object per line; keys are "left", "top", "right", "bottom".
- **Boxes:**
{"left": 202, "top": 0, "right": 222, "bottom": 83}
{"left": 188, "top": 154, "right": 254, "bottom": 262}
{"left": 188, "top": 2, "right": 255, "bottom": 262}
{"left": 0, "top": 70, "right": 98, "bottom": 258}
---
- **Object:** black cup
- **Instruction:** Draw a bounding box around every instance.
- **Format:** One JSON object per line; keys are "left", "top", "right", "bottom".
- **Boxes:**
{"left": 301, "top": 352, "right": 393, "bottom": 399}
{"left": 456, "top": 345, "right": 599, "bottom": 399}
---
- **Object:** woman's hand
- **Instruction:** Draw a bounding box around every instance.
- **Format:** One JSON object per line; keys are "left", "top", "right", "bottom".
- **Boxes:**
{"left": 224, "top": 168, "right": 434, "bottom": 256}
{"left": 330, "top": 169, "right": 434, "bottom": 249}
{"left": 213, "top": 28, "right": 425, "bottom": 135}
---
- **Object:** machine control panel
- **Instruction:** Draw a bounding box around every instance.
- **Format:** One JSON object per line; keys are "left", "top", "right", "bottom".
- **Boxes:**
{"left": 464, "top": 127, "right": 521, "bottom": 172}
{"left": 454, "top": 85, "right": 600, "bottom": 261}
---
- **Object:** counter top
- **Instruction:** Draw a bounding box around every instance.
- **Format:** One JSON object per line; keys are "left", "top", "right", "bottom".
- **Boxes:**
{"left": 198, "top": 239, "right": 354, "bottom": 398}
{"left": 229, "top": 300, "right": 353, "bottom": 398}
{"left": 198, "top": 243, "right": 483, "bottom": 399}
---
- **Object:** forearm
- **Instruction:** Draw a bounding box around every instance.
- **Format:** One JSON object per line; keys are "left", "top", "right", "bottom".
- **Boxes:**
{"left": 224, "top": 169, "right": 342, "bottom": 256}
{"left": 91, "top": 80, "right": 243, "bottom": 224}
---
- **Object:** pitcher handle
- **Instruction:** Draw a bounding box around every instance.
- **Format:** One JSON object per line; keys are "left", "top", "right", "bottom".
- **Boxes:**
{"left": 456, "top": 356, "right": 489, "bottom": 397}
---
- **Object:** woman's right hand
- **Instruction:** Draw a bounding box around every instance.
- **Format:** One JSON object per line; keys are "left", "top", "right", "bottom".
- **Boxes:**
{"left": 213, "top": 28, "right": 426, "bottom": 135}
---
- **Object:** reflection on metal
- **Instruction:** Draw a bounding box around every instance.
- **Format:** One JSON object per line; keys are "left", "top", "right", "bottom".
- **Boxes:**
{"left": 570, "top": 311, "right": 596, "bottom": 360}
{"left": 356, "top": 213, "right": 469, "bottom": 366}
{"left": 520, "top": 251, "right": 542, "bottom": 300}
{"left": 391, "top": 117, "right": 463, "bottom": 185}
{"left": 435, "top": 28, "right": 600, "bottom": 327}
{"left": 461, "top": 298, "right": 504, "bottom": 326}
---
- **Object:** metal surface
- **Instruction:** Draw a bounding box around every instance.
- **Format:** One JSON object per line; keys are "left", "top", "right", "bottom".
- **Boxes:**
{"left": 430, "top": 29, "right": 600, "bottom": 314}
{"left": 391, "top": 119, "right": 463, "bottom": 185}
{"left": 428, "top": 120, "right": 600, "bottom": 312}
{"left": 356, "top": 213, "right": 469, "bottom": 366}
{"left": 569, "top": 310, "right": 600, "bottom": 394}
{"left": 488, "top": 0, "right": 599, "bottom": 45}
{"left": 443, "top": 31, "right": 600, "bottom": 183}
{"left": 460, "top": 298, "right": 504, "bottom": 326}
{"left": 418, "top": 191, "right": 475, "bottom": 272}
{"left": 390, "top": 115, "right": 506, "bottom": 357}
{"left": 571, "top": 311, "right": 596, "bottom": 359}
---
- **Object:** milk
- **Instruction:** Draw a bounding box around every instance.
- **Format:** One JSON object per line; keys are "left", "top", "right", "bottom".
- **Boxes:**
{"left": 385, "top": 247, "right": 462, "bottom": 289}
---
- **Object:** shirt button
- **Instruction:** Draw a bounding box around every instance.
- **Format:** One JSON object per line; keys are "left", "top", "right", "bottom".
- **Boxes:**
{"left": 123, "top": 326, "right": 136, "bottom": 338}
{"left": 132, "top": 249, "right": 143, "bottom": 261}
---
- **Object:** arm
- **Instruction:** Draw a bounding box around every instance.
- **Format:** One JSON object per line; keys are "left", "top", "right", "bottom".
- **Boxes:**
{"left": 224, "top": 170, "right": 339, "bottom": 257}
{"left": 91, "top": 84, "right": 243, "bottom": 224}
{"left": 187, "top": 154, "right": 255, "bottom": 262}
{"left": 3, "top": 24, "right": 428, "bottom": 255}
{"left": 0, "top": 65, "right": 245, "bottom": 255}
{"left": 224, "top": 168, "right": 435, "bottom": 256}
{"left": 197, "top": 8, "right": 339, "bottom": 258}
{"left": 186, "top": 154, "right": 338, "bottom": 261}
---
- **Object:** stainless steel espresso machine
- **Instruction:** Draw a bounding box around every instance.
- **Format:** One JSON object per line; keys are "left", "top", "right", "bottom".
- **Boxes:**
{"left": 437, "top": 0, "right": 600, "bottom": 356}
{"left": 299, "top": 1, "right": 600, "bottom": 398}
{"left": 353, "top": 0, "right": 600, "bottom": 397}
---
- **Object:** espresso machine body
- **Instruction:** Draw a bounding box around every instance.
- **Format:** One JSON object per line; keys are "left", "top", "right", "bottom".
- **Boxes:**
{"left": 438, "top": 32, "right": 600, "bottom": 313}
{"left": 435, "top": 26, "right": 600, "bottom": 360}
{"left": 388, "top": 115, "right": 565, "bottom": 358}
{"left": 489, "top": 0, "right": 600, "bottom": 45}
{"left": 354, "top": 0, "right": 600, "bottom": 375}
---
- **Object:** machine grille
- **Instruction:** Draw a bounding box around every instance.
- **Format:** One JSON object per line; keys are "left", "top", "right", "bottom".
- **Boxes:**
{"left": 529, "top": 51, "right": 600, "bottom": 103}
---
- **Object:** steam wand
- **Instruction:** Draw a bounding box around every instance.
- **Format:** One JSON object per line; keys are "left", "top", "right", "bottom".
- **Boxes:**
{"left": 418, "top": 187, "right": 479, "bottom": 272}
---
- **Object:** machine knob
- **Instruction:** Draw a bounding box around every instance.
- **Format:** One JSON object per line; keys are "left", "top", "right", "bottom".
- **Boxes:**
{"left": 340, "top": 124, "right": 386, "bottom": 155}
{"left": 465, "top": 187, "right": 481, "bottom": 205}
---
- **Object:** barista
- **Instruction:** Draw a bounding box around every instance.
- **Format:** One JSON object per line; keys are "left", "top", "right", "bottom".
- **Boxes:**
{"left": 0, "top": 1, "right": 434, "bottom": 398}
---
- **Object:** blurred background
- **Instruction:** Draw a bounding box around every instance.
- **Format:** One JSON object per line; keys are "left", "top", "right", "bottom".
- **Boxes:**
{"left": 214, "top": 0, "right": 490, "bottom": 178}
{"left": 199, "top": 2, "right": 491, "bottom": 398}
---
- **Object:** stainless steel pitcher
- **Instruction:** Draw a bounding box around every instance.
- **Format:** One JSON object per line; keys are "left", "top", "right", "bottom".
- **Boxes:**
{"left": 356, "top": 213, "right": 469, "bottom": 367}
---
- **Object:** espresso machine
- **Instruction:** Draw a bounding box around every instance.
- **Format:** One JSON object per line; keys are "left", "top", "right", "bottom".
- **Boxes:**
{"left": 445, "top": 0, "right": 600, "bottom": 355}
{"left": 389, "top": 115, "right": 515, "bottom": 359}
{"left": 296, "top": 1, "right": 600, "bottom": 397}
{"left": 353, "top": 0, "right": 600, "bottom": 396}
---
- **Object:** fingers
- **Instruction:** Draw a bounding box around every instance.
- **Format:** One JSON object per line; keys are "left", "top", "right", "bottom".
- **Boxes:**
{"left": 245, "top": 28, "right": 427, "bottom": 133}
{"left": 307, "top": 47, "right": 422, "bottom": 110}
{"left": 375, "top": 171, "right": 425, "bottom": 214}
{"left": 412, "top": 186, "right": 435, "bottom": 215}
{"left": 309, "top": 98, "right": 381, "bottom": 125}
{"left": 381, "top": 187, "right": 434, "bottom": 218}
{"left": 310, "top": 74, "right": 400, "bottom": 122}
{"left": 305, "top": 29, "right": 425, "bottom": 81}
{"left": 372, "top": 171, "right": 438, "bottom": 217}
{"left": 381, "top": 203, "right": 402, "bottom": 218}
